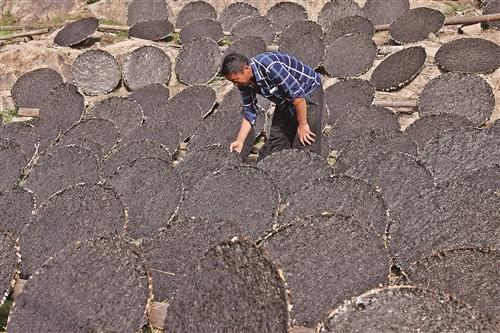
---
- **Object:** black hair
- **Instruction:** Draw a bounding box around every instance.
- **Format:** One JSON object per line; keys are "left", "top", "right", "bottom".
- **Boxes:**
{"left": 221, "top": 53, "right": 249, "bottom": 76}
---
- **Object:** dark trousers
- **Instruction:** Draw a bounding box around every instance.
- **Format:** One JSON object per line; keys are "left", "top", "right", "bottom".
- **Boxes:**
{"left": 260, "top": 84, "right": 324, "bottom": 160}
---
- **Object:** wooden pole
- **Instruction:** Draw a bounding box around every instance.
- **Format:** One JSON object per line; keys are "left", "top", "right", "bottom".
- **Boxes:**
{"left": 17, "top": 108, "right": 40, "bottom": 117}
{"left": 374, "top": 100, "right": 418, "bottom": 108}
{"left": 374, "top": 12, "right": 500, "bottom": 31}
{"left": 0, "top": 29, "right": 49, "bottom": 41}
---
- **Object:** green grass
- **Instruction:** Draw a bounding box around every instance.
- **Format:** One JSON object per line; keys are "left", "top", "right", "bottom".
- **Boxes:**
{"left": 169, "top": 31, "right": 180, "bottom": 44}
{"left": 0, "top": 300, "right": 13, "bottom": 332}
{"left": 98, "top": 18, "right": 121, "bottom": 26}
{"left": 0, "top": 108, "right": 18, "bottom": 123}
{"left": 0, "top": 29, "right": 12, "bottom": 37}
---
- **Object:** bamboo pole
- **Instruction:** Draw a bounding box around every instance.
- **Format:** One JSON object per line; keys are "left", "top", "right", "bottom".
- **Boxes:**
{"left": 374, "top": 100, "right": 418, "bottom": 108}
{"left": 374, "top": 12, "right": 500, "bottom": 31}
{"left": 17, "top": 108, "right": 40, "bottom": 117}
{"left": 0, "top": 28, "right": 49, "bottom": 41}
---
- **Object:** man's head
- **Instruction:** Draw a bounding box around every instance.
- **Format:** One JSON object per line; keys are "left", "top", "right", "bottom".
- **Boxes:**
{"left": 221, "top": 53, "right": 253, "bottom": 87}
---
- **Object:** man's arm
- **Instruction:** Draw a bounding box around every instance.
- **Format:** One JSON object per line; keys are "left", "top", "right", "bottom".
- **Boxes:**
{"left": 230, "top": 117, "right": 252, "bottom": 153}
{"left": 293, "top": 97, "right": 316, "bottom": 146}
{"left": 230, "top": 87, "right": 257, "bottom": 153}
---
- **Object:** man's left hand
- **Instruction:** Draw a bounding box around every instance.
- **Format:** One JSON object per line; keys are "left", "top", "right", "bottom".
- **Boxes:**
{"left": 297, "top": 123, "right": 316, "bottom": 146}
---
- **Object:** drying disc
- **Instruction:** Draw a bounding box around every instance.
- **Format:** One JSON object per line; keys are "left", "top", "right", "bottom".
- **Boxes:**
{"left": 0, "top": 232, "right": 19, "bottom": 306}
{"left": 408, "top": 248, "right": 500, "bottom": 320}
{"left": 404, "top": 114, "right": 473, "bottom": 147}
{"left": 127, "top": 0, "right": 169, "bottom": 26}
{"left": 120, "top": 121, "right": 180, "bottom": 154}
{"left": 389, "top": 181, "right": 500, "bottom": 269}
{"left": 122, "top": 45, "right": 172, "bottom": 91}
{"left": 101, "top": 140, "right": 171, "bottom": 179}
{"left": 143, "top": 217, "right": 256, "bottom": 302}
{"left": 71, "top": 49, "right": 121, "bottom": 95}
{"left": 281, "top": 176, "right": 389, "bottom": 236}
{"left": 177, "top": 144, "right": 241, "bottom": 191}
{"left": 175, "top": 0, "right": 217, "bottom": 29}
{"left": 159, "top": 84, "right": 216, "bottom": 138}
{"left": 435, "top": 37, "right": 500, "bottom": 74}
{"left": 128, "top": 83, "right": 170, "bottom": 121}
{"left": 164, "top": 239, "right": 289, "bottom": 333}
{"left": 178, "top": 166, "right": 279, "bottom": 236}
{"left": 278, "top": 21, "right": 325, "bottom": 68}
{"left": 54, "top": 17, "right": 98, "bottom": 47}
{"left": 0, "top": 121, "right": 38, "bottom": 159}
{"left": 11, "top": 68, "right": 63, "bottom": 109}
{"left": 0, "top": 138, "right": 25, "bottom": 192}
{"left": 87, "top": 96, "right": 143, "bottom": 137}
{"left": 8, "top": 237, "right": 149, "bottom": 333}
{"left": 370, "top": 46, "right": 427, "bottom": 91}
{"left": 319, "top": 286, "right": 496, "bottom": 332}
{"left": 35, "top": 83, "right": 85, "bottom": 151}
{"left": 225, "top": 36, "right": 267, "bottom": 58}
{"left": 256, "top": 149, "right": 332, "bottom": 199}
{"left": 24, "top": 145, "right": 100, "bottom": 203}
{"left": 129, "top": 20, "right": 174, "bottom": 41}
{"left": 60, "top": 118, "right": 119, "bottom": 156}
{"left": 179, "top": 18, "right": 223, "bottom": 44}
{"left": 363, "top": 0, "right": 410, "bottom": 25}
{"left": 458, "top": 164, "right": 500, "bottom": 192}
{"left": 19, "top": 183, "right": 127, "bottom": 276}
{"left": 0, "top": 187, "right": 34, "bottom": 236}
{"left": 324, "top": 33, "right": 377, "bottom": 78}
{"left": 324, "top": 79, "right": 375, "bottom": 125}
{"left": 324, "top": 15, "right": 375, "bottom": 46}
{"left": 483, "top": 0, "right": 500, "bottom": 29}
{"left": 334, "top": 129, "right": 418, "bottom": 172}
{"left": 266, "top": 1, "right": 308, "bottom": 32}
{"left": 318, "top": 0, "right": 364, "bottom": 30}
{"left": 390, "top": 7, "right": 445, "bottom": 44}
{"left": 106, "top": 157, "right": 183, "bottom": 239}
{"left": 263, "top": 214, "right": 388, "bottom": 326}
{"left": 328, "top": 106, "right": 400, "bottom": 151}
{"left": 231, "top": 16, "right": 277, "bottom": 45}
{"left": 418, "top": 73, "right": 494, "bottom": 126}
{"left": 219, "top": 2, "right": 259, "bottom": 31}
{"left": 339, "top": 151, "right": 434, "bottom": 215}
{"left": 419, "top": 127, "right": 500, "bottom": 185}
{"left": 175, "top": 37, "right": 221, "bottom": 85}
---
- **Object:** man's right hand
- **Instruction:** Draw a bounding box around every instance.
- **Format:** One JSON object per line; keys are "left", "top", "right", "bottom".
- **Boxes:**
{"left": 229, "top": 140, "right": 243, "bottom": 153}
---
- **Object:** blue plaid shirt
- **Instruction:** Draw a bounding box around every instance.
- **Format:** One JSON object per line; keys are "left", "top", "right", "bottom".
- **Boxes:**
{"left": 238, "top": 52, "right": 321, "bottom": 126}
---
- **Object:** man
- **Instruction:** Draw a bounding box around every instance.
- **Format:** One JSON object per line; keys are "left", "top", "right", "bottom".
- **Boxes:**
{"left": 221, "top": 52, "right": 324, "bottom": 158}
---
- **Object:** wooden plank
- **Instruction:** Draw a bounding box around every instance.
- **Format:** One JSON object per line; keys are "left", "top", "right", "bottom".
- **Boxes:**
{"left": 12, "top": 278, "right": 26, "bottom": 300}
{"left": 375, "top": 13, "right": 500, "bottom": 31}
{"left": 149, "top": 301, "right": 168, "bottom": 329}
{"left": 374, "top": 100, "right": 418, "bottom": 108}
{"left": 0, "top": 29, "right": 49, "bottom": 41}
{"left": 17, "top": 108, "right": 39, "bottom": 117}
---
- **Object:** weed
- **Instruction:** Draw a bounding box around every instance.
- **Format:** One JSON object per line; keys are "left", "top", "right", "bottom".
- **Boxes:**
{"left": 218, "top": 36, "right": 232, "bottom": 46}
{"left": 0, "top": 11, "right": 18, "bottom": 26}
{"left": 0, "top": 108, "right": 18, "bottom": 124}
{"left": 444, "top": 1, "right": 477, "bottom": 16}
{"left": 0, "top": 299, "right": 13, "bottom": 332}
{"left": 98, "top": 18, "right": 121, "bottom": 26}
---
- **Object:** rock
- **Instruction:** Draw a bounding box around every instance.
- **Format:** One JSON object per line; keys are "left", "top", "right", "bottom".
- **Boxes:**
{"left": 459, "top": 23, "right": 482, "bottom": 35}
{"left": 88, "top": 0, "right": 132, "bottom": 25}
{"left": 1, "top": 0, "right": 88, "bottom": 24}
{"left": 0, "top": 95, "right": 15, "bottom": 111}
{"left": 0, "top": 73, "right": 17, "bottom": 91}
{"left": 0, "top": 44, "right": 73, "bottom": 81}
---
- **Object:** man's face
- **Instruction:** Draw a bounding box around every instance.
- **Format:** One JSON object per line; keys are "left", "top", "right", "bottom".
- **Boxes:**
{"left": 225, "top": 65, "right": 253, "bottom": 87}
